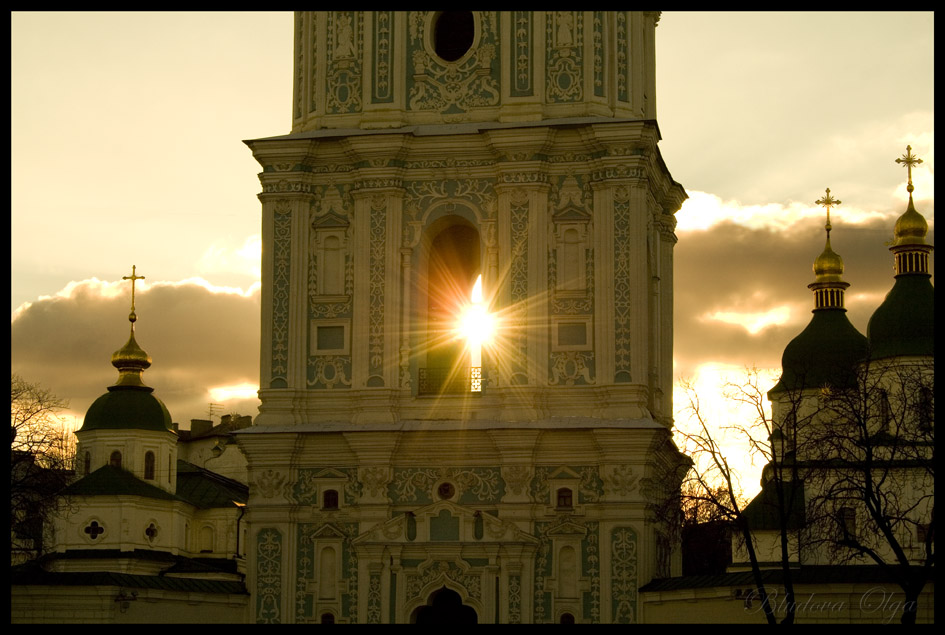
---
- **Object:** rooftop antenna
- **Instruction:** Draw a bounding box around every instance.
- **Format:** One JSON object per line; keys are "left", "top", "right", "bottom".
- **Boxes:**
{"left": 208, "top": 402, "right": 224, "bottom": 420}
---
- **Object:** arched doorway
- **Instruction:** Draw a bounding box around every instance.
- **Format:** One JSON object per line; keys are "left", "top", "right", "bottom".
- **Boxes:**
{"left": 410, "top": 586, "right": 478, "bottom": 624}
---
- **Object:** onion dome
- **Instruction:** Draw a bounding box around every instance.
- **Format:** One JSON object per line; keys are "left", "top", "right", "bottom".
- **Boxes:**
{"left": 770, "top": 190, "right": 868, "bottom": 394}
{"left": 79, "top": 266, "right": 174, "bottom": 433}
{"left": 867, "top": 146, "right": 934, "bottom": 360}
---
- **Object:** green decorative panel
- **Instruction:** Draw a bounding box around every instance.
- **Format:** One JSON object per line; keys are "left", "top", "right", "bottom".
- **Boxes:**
{"left": 592, "top": 12, "right": 605, "bottom": 98}
{"left": 406, "top": 11, "right": 501, "bottom": 114}
{"left": 367, "top": 204, "right": 386, "bottom": 384}
{"left": 372, "top": 11, "right": 394, "bottom": 103}
{"left": 509, "top": 196, "right": 529, "bottom": 384}
{"left": 582, "top": 521, "right": 601, "bottom": 623}
{"left": 270, "top": 203, "right": 292, "bottom": 389}
{"left": 613, "top": 194, "right": 632, "bottom": 382}
{"left": 610, "top": 526, "right": 638, "bottom": 623}
{"left": 616, "top": 12, "right": 631, "bottom": 103}
{"left": 509, "top": 12, "right": 534, "bottom": 97}
{"left": 546, "top": 12, "right": 584, "bottom": 104}
{"left": 367, "top": 571, "right": 382, "bottom": 623}
{"left": 508, "top": 574, "right": 523, "bottom": 623}
{"left": 295, "top": 522, "right": 360, "bottom": 623}
{"left": 256, "top": 528, "right": 283, "bottom": 624}
{"left": 388, "top": 467, "right": 504, "bottom": 505}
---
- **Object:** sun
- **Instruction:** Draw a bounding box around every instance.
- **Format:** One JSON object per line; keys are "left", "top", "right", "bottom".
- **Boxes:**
{"left": 456, "top": 275, "right": 495, "bottom": 348}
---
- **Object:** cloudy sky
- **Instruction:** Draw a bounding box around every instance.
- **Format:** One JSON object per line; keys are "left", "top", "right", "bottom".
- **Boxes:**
{"left": 11, "top": 12, "right": 933, "bottom": 494}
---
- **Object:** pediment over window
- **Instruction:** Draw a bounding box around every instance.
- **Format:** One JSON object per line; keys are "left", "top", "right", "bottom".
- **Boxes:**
{"left": 552, "top": 207, "right": 591, "bottom": 224}
{"left": 311, "top": 522, "right": 348, "bottom": 540}
{"left": 312, "top": 211, "right": 349, "bottom": 230}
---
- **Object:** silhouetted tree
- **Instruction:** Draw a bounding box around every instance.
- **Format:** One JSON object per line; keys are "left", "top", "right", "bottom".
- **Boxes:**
{"left": 10, "top": 374, "right": 75, "bottom": 563}
{"left": 804, "top": 358, "right": 934, "bottom": 625}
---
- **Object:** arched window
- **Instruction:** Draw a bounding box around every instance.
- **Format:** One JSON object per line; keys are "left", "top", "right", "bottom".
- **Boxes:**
{"left": 144, "top": 451, "right": 155, "bottom": 480}
{"left": 83, "top": 451, "right": 91, "bottom": 475}
{"left": 556, "top": 487, "right": 573, "bottom": 510}
{"left": 433, "top": 11, "right": 475, "bottom": 62}
{"left": 320, "top": 612, "right": 335, "bottom": 625}
{"left": 323, "top": 489, "right": 339, "bottom": 510}
{"left": 560, "top": 612, "right": 576, "bottom": 624}
{"left": 109, "top": 450, "right": 122, "bottom": 469}
{"left": 421, "top": 221, "right": 481, "bottom": 395}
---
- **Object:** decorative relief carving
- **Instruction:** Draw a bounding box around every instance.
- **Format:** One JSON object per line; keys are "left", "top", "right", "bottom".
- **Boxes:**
{"left": 510, "top": 12, "right": 533, "bottom": 97}
{"left": 533, "top": 518, "right": 601, "bottom": 624}
{"left": 593, "top": 12, "right": 604, "bottom": 97}
{"left": 613, "top": 191, "right": 632, "bottom": 382}
{"left": 296, "top": 522, "right": 360, "bottom": 623}
{"left": 508, "top": 574, "right": 523, "bottom": 623}
{"left": 616, "top": 12, "right": 630, "bottom": 103}
{"left": 295, "top": 13, "right": 304, "bottom": 120}
{"left": 403, "top": 179, "right": 497, "bottom": 222}
{"left": 270, "top": 202, "right": 291, "bottom": 388}
{"left": 605, "top": 465, "right": 639, "bottom": 496}
{"left": 366, "top": 573, "right": 382, "bottom": 623}
{"left": 549, "top": 351, "right": 595, "bottom": 386}
{"left": 405, "top": 560, "right": 482, "bottom": 605}
{"left": 307, "top": 355, "right": 352, "bottom": 389}
{"left": 255, "top": 469, "right": 288, "bottom": 500}
{"left": 529, "top": 466, "right": 604, "bottom": 505}
{"left": 256, "top": 528, "right": 283, "bottom": 624}
{"left": 389, "top": 467, "right": 503, "bottom": 505}
{"left": 611, "top": 526, "right": 638, "bottom": 623}
{"left": 503, "top": 465, "right": 531, "bottom": 496}
{"left": 407, "top": 11, "right": 500, "bottom": 114}
{"left": 360, "top": 466, "right": 391, "bottom": 499}
{"left": 372, "top": 11, "right": 394, "bottom": 103}
{"left": 326, "top": 12, "right": 363, "bottom": 114}
{"left": 546, "top": 12, "right": 583, "bottom": 104}
{"left": 368, "top": 201, "right": 387, "bottom": 380}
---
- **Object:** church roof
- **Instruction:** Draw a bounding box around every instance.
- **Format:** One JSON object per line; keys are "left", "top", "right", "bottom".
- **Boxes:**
{"left": 867, "top": 147, "right": 935, "bottom": 360}
{"left": 175, "top": 460, "right": 248, "bottom": 509}
{"left": 741, "top": 480, "right": 806, "bottom": 531}
{"left": 61, "top": 464, "right": 179, "bottom": 500}
{"left": 11, "top": 559, "right": 247, "bottom": 595}
{"left": 60, "top": 461, "right": 248, "bottom": 509}
{"left": 81, "top": 385, "right": 174, "bottom": 433}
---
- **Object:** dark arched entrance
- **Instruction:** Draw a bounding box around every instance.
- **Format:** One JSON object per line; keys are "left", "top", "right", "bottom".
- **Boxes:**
{"left": 411, "top": 586, "right": 478, "bottom": 624}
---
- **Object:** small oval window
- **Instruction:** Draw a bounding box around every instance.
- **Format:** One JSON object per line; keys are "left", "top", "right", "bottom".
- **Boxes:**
{"left": 433, "top": 11, "right": 475, "bottom": 62}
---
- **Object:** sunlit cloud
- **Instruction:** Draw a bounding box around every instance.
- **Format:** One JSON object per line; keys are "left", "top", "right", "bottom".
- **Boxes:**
{"left": 209, "top": 383, "right": 260, "bottom": 402}
{"left": 699, "top": 305, "right": 792, "bottom": 335}
{"left": 676, "top": 190, "right": 896, "bottom": 234}
{"left": 195, "top": 234, "right": 262, "bottom": 280}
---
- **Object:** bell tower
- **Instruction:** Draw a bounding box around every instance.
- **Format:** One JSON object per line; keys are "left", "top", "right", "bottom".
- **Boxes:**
{"left": 240, "top": 11, "right": 687, "bottom": 624}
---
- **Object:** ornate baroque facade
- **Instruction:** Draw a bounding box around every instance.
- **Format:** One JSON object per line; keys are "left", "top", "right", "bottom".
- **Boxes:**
{"left": 239, "top": 11, "right": 688, "bottom": 624}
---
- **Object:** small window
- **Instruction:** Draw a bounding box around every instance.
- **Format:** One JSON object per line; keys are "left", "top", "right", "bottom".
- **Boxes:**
{"left": 839, "top": 507, "right": 856, "bottom": 538}
{"left": 560, "top": 612, "right": 575, "bottom": 624}
{"left": 144, "top": 451, "right": 155, "bottom": 480}
{"left": 556, "top": 487, "right": 573, "bottom": 510}
{"left": 83, "top": 451, "right": 91, "bottom": 476}
{"left": 109, "top": 451, "right": 122, "bottom": 469}
{"left": 321, "top": 612, "right": 335, "bottom": 625}
{"left": 433, "top": 11, "right": 475, "bottom": 62}
{"left": 323, "top": 489, "right": 339, "bottom": 510}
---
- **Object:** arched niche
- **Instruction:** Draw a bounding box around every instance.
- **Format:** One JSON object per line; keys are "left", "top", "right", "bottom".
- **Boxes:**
{"left": 413, "top": 207, "right": 483, "bottom": 394}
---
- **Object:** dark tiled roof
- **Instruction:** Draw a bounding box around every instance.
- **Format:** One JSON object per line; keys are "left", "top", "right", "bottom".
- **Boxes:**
{"left": 175, "top": 460, "right": 248, "bottom": 509}
{"left": 60, "top": 465, "right": 180, "bottom": 501}
{"left": 741, "top": 480, "right": 806, "bottom": 531}
{"left": 11, "top": 559, "right": 247, "bottom": 595}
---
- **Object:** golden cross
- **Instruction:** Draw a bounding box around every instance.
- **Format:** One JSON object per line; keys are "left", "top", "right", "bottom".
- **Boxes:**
{"left": 895, "top": 145, "right": 923, "bottom": 192}
{"left": 815, "top": 188, "right": 841, "bottom": 234}
{"left": 122, "top": 265, "right": 145, "bottom": 316}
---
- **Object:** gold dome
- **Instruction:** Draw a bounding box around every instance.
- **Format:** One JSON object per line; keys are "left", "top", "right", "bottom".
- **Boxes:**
{"left": 111, "top": 325, "right": 152, "bottom": 388}
{"left": 813, "top": 239, "right": 844, "bottom": 282}
{"left": 892, "top": 195, "right": 929, "bottom": 246}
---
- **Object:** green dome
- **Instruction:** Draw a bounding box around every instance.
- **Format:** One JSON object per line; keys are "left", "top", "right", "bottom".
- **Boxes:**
{"left": 80, "top": 385, "right": 173, "bottom": 433}
{"left": 867, "top": 275, "right": 934, "bottom": 360}
{"left": 770, "top": 309, "right": 868, "bottom": 394}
